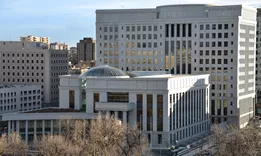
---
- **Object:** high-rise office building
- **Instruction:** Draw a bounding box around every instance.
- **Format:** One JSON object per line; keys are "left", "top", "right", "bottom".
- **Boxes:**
{"left": 96, "top": 4, "right": 257, "bottom": 128}
{"left": 50, "top": 42, "right": 69, "bottom": 50}
{"left": 77, "top": 38, "right": 95, "bottom": 63}
{"left": 0, "top": 41, "right": 69, "bottom": 106}
{"left": 20, "top": 35, "right": 49, "bottom": 44}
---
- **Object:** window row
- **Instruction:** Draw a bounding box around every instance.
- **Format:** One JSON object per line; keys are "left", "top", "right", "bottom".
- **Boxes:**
{"left": 199, "top": 32, "right": 233, "bottom": 39}
{"left": 2, "top": 78, "right": 44, "bottom": 83}
{"left": 2, "top": 60, "right": 44, "bottom": 64}
{"left": 2, "top": 66, "right": 44, "bottom": 70}
{"left": 199, "top": 23, "right": 233, "bottom": 30}
{"left": 199, "top": 41, "right": 233, "bottom": 47}
{"left": 2, "top": 53, "right": 44, "bottom": 57}
{"left": 0, "top": 98, "right": 17, "bottom": 104}
{"left": 3, "top": 72, "right": 44, "bottom": 76}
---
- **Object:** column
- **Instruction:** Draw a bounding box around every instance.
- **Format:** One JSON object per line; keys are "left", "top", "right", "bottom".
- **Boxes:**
{"left": 74, "top": 89, "right": 81, "bottom": 110}
{"left": 8, "top": 121, "right": 11, "bottom": 134}
{"left": 86, "top": 91, "right": 94, "bottom": 113}
{"left": 34, "top": 120, "right": 37, "bottom": 141}
{"left": 115, "top": 111, "right": 119, "bottom": 119}
{"left": 59, "top": 90, "right": 69, "bottom": 108}
{"left": 58, "top": 120, "right": 61, "bottom": 135}
{"left": 142, "top": 94, "right": 147, "bottom": 131}
{"left": 42, "top": 120, "right": 45, "bottom": 135}
{"left": 25, "top": 120, "right": 28, "bottom": 143}
{"left": 50, "top": 120, "right": 54, "bottom": 135}
{"left": 128, "top": 93, "right": 137, "bottom": 126}
{"left": 123, "top": 111, "right": 127, "bottom": 125}
{"left": 163, "top": 94, "right": 169, "bottom": 131}
{"left": 11, "top": 121, "right": 14, "bottom": 133}
{"left": 177, "top": 93, "right": 180, "bottom": 129}
{"left": 16, "top": 121, "right": 20, "bottom": 135}
{"left": 153, "top": 94, "right": 157, "bottom": 131}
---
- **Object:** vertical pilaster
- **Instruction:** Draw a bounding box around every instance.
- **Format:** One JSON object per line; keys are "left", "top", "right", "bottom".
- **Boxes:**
{"left": 51, "top": 120, "right": 54, "bottom": 135}
{"left": 8, "top": 121, "right": 11, "bottom": 134}
{"left": 42, "top": 120, "right": 45, "bottom": 135}
{"left": 34, "top": 120, "right": 37, "bottom": 141}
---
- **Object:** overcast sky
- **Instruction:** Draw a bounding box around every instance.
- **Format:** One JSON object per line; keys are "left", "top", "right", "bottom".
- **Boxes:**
{"left": 0, "top": 0, "right": 259, "bottom": 46}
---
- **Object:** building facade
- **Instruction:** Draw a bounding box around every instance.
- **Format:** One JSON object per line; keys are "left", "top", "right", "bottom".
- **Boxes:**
{"left": 0, "top": 41, "right": 69, "bottom": 105}
{"left": 58, "top": 66, "right": 210, "bottom": 148}
{"left": 50, "top": 42, "right": 69, "bottom": 50}
{"left": 256, "top": 9, "right": 261, "bottom": 105}
{"left": 77, "top": 38, "right": 95, "bottom": 63}
{"left": 20, "top": 35, "right": 49, "bottom": 44}
{"left": 0, "top": 85, "right": 42, "bottom": 114}
{"left": 96, "top": 4, "right": 256, "bottom": 128}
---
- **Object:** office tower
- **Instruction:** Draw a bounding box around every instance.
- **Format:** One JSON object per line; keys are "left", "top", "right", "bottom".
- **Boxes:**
{"left": 77, "top": 38, "right": 95, "bottom": 63}
{"left": 0, "top": 41, "right": 69, "bottom": 106}
{"left": 50, "top": 42, "right": 69, "bottom": 50}
{"left": 20, "top": 35, "right": 49, "bottom": 44}
{"left": 69, "top": 47, "right": 78, "bottom": 65}
{"left": 96, "top": 4, "right": 256, "bottom": 128}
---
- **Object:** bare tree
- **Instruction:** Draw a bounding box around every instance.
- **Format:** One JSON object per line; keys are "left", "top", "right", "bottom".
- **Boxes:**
{"left": 0, "top": 134, "right": 7, "bottom": 155}
{"left": 197, "top": 124, "right": 261, "bottom": 156}
{"left": 4, "top": 133, "right": 28, "bottom": 156}
{"left": 37, "top": 116, "right": 150, "bottom": 156}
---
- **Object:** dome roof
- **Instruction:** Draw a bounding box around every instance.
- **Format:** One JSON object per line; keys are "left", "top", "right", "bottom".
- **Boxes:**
{"left": 79, "top": 65, "right": 129, "bottom": 78}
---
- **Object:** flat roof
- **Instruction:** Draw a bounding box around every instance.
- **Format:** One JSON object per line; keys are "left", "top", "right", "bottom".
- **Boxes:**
{"left": 24, "top": 108, "right": 82, "bottom": 113}
{"left": 134, "top": 74, "right": 209, "bottom": 79}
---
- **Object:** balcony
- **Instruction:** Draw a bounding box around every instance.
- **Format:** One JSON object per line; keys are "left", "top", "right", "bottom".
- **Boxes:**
{"left": 95, "top": 102, "right": 135, "bottom": 111}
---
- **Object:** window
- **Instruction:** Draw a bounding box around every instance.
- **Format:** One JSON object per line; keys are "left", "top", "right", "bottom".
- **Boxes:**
{"left": 200, "top": 25, "right": 204, "bottom": 30}
{"left": 206, "top": 24, "right": 210, "bottom": 30}
{"left": 143, "top": 26, "right": 146, "bottom": 31}
{"left": 212, "top": 24, "right": 216, "bottom": 30}
{"left": 218, "top": 24, "right": 222, "bottom": 30}
{"left": 218, "top": 33, "right": 222, "bottom": 38}
{"left": 206, "top": 33, "right": 209, "bottom": 38}
{"left": 200, "top": 33, "right": 204, "bottom": 38}
{"left": 212, "top": 33, "right": 216, "bottom": 38}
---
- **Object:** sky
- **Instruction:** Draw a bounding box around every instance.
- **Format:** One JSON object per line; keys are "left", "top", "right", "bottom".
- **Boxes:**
{"left": 0, "top": 0, "right": 260, "bottom": 47}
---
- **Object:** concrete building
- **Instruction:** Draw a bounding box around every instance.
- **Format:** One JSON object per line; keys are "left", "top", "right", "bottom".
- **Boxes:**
{"left": 0, "top": 85, "right": 42, "bottom": 114}
{"left": 20, "top": 35, "right": 49, "bottom": 44}
{"left": 96, "top": 4, "right": 257, "bottom": 128}
{"left": 0, "top": 41, "right": 69, "bottom": 106}
{"left": 50, "top": 42, "right": 69, "bottom": 50}
{"left": 59, "top": 66, "right": 210, "bottom": 148}
{"left": 77, "top": 38, "right": 95, "bottom": 63}
{"left": 69, "top": 47, "right": 78, "bottom": 65}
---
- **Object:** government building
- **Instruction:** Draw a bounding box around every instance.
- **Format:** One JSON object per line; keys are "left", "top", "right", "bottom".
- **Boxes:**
{"left": 2, "top": 66, "right": 210, "bottom": 148}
